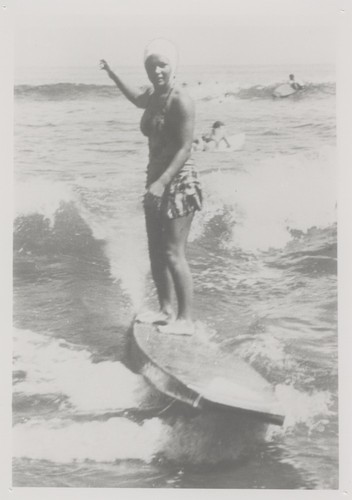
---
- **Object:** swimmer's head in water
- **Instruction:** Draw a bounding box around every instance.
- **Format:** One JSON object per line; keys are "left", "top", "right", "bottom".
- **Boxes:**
{"left": 212, "top": 121, "right": 225, "bottom": 129}
{"left": 289, "top": 74, "right": 295, "bottom": 80}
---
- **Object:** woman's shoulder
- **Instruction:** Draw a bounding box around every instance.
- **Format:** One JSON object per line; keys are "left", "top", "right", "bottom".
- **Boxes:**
{"left": 170, "top": 85, "right": 194, "bottom": 112}
{"left": 172, "top": 85, "right": 192, "bottom": 100}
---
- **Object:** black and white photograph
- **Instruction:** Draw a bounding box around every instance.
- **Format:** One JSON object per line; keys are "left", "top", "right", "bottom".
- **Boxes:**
{"left": 3, "top": 0, "right": 352, "bottom": 494}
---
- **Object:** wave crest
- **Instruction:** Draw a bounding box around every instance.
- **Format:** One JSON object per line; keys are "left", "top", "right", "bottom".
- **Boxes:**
{"left": 15, "top": 81, "right": 335, "bottom": 102}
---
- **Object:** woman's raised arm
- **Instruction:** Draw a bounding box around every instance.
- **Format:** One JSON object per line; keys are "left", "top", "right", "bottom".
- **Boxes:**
{"left": 100, "top": 59, "right": 150, "bottom": 108}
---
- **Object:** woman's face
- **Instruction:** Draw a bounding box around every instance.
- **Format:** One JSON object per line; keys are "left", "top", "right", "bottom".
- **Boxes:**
{"left": 144, "top": 54, "right": 173, "bottom": 90}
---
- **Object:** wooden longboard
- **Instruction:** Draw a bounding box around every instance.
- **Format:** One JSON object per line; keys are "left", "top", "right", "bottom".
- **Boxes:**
{"left": 130, "top": 322, "right": 285, "bottom": 426}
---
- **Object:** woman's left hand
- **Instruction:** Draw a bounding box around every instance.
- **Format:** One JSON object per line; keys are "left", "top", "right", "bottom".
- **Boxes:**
{"left": 147, "top": 180, "right": 166, "bottom": 198}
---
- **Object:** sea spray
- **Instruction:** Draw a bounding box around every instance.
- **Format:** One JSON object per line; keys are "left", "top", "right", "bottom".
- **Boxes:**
{"left": 15, "top": 180, "right": 76, "bottom": 226}
{"left": 13, "top": 417, "right": 166, "bottom": 463}
{"left": 13, "top": 328, "right": 149, "bottom": 412}
{"left": 198, "top": 146, "right": 336, "bottom": 253}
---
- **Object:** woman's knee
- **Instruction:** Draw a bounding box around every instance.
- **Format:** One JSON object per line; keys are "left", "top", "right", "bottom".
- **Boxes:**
{"left": 165, "top": 245, "right": 184, "bottom": 268}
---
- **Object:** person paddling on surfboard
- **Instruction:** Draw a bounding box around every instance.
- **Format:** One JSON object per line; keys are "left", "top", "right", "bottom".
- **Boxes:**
{"left": 205, "top": 121, "right": 231, "bottom": 150}
{"left": 194, "top": 121, "right": 231, "bottom": 151}
{"left": 288, "top": 74, "right": 303, "bottom": 91}
{"left": 100, "top": 39, "right": 202, "bottom": 336}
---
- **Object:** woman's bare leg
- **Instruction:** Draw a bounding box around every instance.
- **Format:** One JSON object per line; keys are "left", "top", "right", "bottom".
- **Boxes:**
{"left": 159, "top": 212, "right": 195, "bottom": 334}
{"left": 139, "top": 206, "right": 174, "bottom": 321}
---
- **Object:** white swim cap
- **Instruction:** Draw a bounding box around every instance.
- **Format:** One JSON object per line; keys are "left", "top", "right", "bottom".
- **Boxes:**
{"left": 143, "top": 38, "right": 178, "bottom": 76}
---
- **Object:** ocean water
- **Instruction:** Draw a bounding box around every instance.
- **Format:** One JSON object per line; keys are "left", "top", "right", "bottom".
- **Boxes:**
{"left": 13, "top": 63, "right": 337, "bottom": 489}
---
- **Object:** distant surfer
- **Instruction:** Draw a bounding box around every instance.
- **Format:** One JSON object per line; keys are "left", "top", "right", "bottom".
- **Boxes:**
{"left": 193, "top": 121, "right": 231, "bottom": 151}
{"left": 100, "top": 39, "right": 202, "bottom": 336}
{"left": 273, "top": 74, "right": 304, "bottom": 98}
{"left": 288, "top": 74, "right": 304, "bottom": 91}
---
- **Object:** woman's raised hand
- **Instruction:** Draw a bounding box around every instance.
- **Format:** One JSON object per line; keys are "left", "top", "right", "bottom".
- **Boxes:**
{"left": 100, "top": 59, "right": 110, "bottom": 72}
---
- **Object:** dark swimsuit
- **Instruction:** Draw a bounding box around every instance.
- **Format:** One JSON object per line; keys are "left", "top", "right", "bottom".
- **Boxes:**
{"left": 140, "top": 86, "right": 202, "bottom": 219}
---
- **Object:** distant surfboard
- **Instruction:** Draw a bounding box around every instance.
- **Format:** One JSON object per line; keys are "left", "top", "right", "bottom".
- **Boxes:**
{"left": 217, "top": 133, "right": 246, "bottom": 152}
{"left": 273, "top": 84, "right": 297, "bottom": 98}
{"left": 203, "top": 133, "right": 246, "bottom": 153}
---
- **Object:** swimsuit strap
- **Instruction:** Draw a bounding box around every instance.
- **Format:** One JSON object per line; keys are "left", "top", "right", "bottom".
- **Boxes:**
{"left": 152, "top": 84, "right": 174, "bottom": 119}
{"left": 161, "top": 85, "right": 174, "bottom": 115}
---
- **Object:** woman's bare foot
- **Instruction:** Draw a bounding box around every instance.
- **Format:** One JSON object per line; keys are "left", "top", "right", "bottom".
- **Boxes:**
{"left": 158, "top": 319, "right": 195, "bottom": 336}
{"left": 135, "top": 310, "right": 174, "bottom": 325}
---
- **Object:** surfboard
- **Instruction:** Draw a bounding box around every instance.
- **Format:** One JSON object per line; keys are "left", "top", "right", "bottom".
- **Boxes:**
{"left": 130, "top": 322, "right": 285, "bottom": 426}
{"left": 204, "top": 133, "right": 246, "bottom": 152}
{"left": 273, "top": 84, "right": 297, "bottom": 98}
{"left": 216, "top": 132, "right": 246, "bottom": 152}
